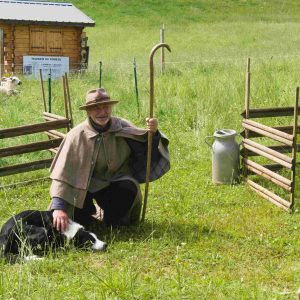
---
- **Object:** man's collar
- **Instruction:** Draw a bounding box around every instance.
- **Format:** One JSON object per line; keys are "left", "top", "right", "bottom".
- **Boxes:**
{"left": 83, "top": 117, "right": 123, "bottom": 138}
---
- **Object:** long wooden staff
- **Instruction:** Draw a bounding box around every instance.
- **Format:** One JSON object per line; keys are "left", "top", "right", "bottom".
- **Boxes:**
{"left": 141, "top": 42, "right": 171, "bottom": 222}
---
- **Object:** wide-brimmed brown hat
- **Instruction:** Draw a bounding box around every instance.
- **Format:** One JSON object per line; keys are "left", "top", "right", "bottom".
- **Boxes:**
{"left": 79, "top": 88, "right": 119, "bottom": 110}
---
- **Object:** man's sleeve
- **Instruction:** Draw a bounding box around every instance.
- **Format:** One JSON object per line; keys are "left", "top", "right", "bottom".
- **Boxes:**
{"left": 50, "top": 197, "right": 68, "bottom": 211}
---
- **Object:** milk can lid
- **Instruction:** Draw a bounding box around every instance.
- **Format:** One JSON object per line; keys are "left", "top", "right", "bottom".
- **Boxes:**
{"left": 213, "top": 129, "right": 236, "bottom": 138}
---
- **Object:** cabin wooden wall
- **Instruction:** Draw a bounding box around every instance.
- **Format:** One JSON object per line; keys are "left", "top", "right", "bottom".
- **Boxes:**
{"left": 0, "top": 22, "right": 11, "bottom": 74}
{"left": 0, "top": 22, "right": 83, "bottom": 74}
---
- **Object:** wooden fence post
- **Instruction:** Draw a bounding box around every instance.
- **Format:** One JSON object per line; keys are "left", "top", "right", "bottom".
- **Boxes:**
{"left": 99, "top": 61, "right": 102, "bottom": 87}
{"left": 290, "top": 87, "right": 299, "bottom": 208}
{"left": 160, "top": 24, "right": 165, "bottom": 74}
{"left": 243, "top": 58, "right": 251, "bottom": 177}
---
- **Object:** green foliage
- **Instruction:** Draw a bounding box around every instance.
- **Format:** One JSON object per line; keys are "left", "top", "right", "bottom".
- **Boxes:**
{"left": 2, "top": 0, "right": 300, "bottom": 299}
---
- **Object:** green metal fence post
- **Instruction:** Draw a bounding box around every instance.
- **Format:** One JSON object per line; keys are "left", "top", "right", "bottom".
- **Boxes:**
{"left": 48, "top": 69, "right": 52, "bottom": 113}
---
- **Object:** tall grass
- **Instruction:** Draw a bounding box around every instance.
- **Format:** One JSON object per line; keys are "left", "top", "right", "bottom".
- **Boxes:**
{"left": 2, "top": 1, "right": 300, "bottom": 299}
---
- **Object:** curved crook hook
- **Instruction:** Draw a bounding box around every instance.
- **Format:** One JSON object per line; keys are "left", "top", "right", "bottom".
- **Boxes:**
{"left": 149, "top": 43, "right": 171, "bottom": 117}
{"left": 141, "top": 43, "right": 171, "bottom": 223}
{"left": 150, "top": 43, "right": 171, "bottom": 61}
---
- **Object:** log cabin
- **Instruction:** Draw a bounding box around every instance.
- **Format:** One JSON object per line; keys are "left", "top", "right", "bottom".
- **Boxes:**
{"left": 0, "top": 0, "right": 95, "bottom": 77}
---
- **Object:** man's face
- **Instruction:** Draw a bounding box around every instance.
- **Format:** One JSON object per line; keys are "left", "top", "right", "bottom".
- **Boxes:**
{"left": 87, "top": 104, "right": 113, "bottom": 127}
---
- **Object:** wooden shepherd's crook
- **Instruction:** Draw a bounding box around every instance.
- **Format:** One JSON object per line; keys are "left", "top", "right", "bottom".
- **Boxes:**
{"left": 141, "top": 42, "right": 171, "bottom": 222}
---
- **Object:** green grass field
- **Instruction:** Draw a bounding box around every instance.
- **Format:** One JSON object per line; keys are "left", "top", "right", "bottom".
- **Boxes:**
{"left": 2, "top": 1, "right": 300, "bottom": 299}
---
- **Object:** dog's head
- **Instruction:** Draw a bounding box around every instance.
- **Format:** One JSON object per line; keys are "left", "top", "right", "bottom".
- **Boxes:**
{"left": 63, "top": 220, "right": 107, "bottom": 251}
{"left": 73, "top": 228, "right": 107, "bottom": 251}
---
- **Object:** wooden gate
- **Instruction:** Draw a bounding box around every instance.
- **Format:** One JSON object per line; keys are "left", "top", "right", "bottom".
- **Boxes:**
{"left": 241, "top": 58, "right": 299, "bottom": 212}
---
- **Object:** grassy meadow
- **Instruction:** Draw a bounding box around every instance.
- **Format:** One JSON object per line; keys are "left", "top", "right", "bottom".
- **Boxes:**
{"left": 2, "top": 0, "right": 300, "bottom": 299}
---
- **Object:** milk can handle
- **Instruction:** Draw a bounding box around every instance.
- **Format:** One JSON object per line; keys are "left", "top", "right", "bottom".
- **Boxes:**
{"left": 204, "top": 136, "right": 214, "bottom": 148}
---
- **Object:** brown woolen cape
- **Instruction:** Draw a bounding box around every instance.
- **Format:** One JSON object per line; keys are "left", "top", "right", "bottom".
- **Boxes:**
{"left": 49, "top": 117, "right": 170, "bottom": 223}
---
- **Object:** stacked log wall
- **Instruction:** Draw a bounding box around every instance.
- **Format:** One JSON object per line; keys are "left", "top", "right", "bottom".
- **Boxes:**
{"left": 0, "top": 23, "right": 83, "bottom": 74}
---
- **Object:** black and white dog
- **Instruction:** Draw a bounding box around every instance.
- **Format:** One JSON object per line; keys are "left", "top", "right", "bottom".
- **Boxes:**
{"left": 0, "top": 210, "right": 107, "bottom": 262}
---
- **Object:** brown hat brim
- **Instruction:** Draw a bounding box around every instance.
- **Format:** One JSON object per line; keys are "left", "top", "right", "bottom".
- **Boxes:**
{"left": 79, "top": 100, "right": 119, "bottom": 110}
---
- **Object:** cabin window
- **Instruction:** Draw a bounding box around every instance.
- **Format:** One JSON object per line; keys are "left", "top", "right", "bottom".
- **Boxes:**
{"left": 30, "top": 28, "right": 62, "bottom": 54}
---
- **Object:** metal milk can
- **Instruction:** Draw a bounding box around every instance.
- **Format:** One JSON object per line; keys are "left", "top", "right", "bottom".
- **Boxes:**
{"left": 205, "top": 129, "right": 240, "bottom": 184}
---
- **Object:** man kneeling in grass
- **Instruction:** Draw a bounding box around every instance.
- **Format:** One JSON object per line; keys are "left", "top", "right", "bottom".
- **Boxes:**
{"left": 49, "top": 88, "right": 170, "bottom": 231}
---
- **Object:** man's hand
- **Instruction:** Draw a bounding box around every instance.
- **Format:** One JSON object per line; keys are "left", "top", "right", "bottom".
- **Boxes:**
{"left": 53, "top": 209, "right": 69, "bottom": 232}
{"left": 146, "top": 117, "right": 158, "bottom": 133}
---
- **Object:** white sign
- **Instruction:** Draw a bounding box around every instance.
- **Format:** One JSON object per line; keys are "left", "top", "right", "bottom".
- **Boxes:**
{"left": 23, "top": 56, "right": 69, "bottom": 80}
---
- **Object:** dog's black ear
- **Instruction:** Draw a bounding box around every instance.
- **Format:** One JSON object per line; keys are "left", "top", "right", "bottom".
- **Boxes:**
{"left": 73, "top": 229, "right": 95, "bottom": 249}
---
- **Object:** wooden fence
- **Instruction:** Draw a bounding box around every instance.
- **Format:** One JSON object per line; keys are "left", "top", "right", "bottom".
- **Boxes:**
{"left": 241, "top": 58, "right": 299, "bottom": 212}
{"left": 0, "top": 73, "right": 72, "bottom": 179}
{"left": 0, "top": 112, "right": 70, "bottom": 177}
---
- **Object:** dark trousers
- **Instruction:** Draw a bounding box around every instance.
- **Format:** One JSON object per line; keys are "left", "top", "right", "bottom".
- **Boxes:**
{"left": 72, "top": 180, "right": 137, "bottom": 227}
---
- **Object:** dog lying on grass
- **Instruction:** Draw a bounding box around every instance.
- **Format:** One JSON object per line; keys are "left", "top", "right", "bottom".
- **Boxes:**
{"left": 0, "top": 210, "right": 107, "bottom": 263}
{"left": 0, "top": 76, "right": 22, "bottom": 95}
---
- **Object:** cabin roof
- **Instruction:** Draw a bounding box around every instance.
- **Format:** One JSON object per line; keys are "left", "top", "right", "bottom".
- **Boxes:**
{"left": 0, "top": 0, "right": 95, "bottom": 27}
